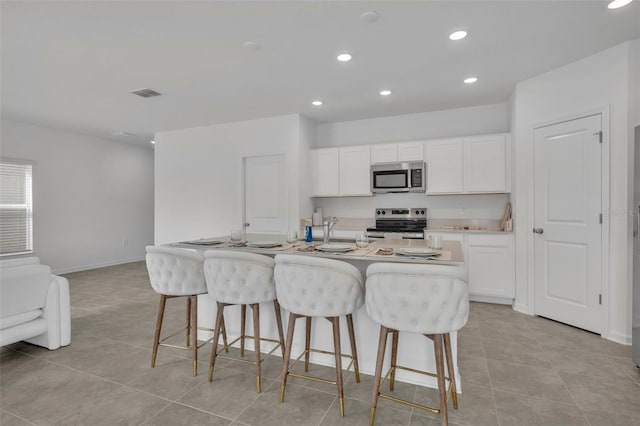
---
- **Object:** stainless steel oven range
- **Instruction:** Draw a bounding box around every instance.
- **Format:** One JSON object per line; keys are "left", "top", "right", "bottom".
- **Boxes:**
{"left": 366, "top": 208, "right": 427, "bottom": 239}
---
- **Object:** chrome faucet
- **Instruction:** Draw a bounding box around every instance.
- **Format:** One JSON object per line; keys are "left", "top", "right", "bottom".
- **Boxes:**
{"left": 323, "top": 217, "right": 339, "bottom": 244}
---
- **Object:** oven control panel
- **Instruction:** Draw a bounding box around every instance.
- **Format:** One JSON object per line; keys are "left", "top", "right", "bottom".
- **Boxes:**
{"left": 375, "top": 208, "right": 426, "bottom": 220}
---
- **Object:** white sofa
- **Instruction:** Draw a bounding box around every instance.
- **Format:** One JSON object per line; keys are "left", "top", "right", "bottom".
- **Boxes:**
{"left": 0, "top": 256, "right": 71, "bottom": 350}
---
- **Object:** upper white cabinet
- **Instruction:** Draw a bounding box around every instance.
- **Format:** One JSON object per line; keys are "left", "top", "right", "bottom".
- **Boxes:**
{"left": 426, "top": 139, "right": 464, "bottom": 193}
{"left": 371, "top": 142, "right": 424, "bottom": 164}
{"left": 310, "top": 146, "right": 371, "bottom": 197}
{"left": 371, "top": 144, "right": 398, "bottom": 164}
{"left": 464, "top": 134, "right": 509, "bottom": 193}
{"left": 310, "top": 148, "right": 340, "bottom": 197}
{"left": 426, "top": 133, "right": 510, "bottom": 195}
{"left": 398, "top": 142, "right": 424, "bottom": 161}
{"left": 340, "top": 146, "right": 371, "bottom": 196}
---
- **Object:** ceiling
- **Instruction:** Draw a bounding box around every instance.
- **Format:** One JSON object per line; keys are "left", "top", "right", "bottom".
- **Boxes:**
{"left": 1, "top": 1, "right": 639, "bottom": 147}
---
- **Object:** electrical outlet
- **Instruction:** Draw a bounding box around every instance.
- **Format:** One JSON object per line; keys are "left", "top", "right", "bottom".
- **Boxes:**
{"left": 123, "top": 239, "right": 129, "bottom": 247}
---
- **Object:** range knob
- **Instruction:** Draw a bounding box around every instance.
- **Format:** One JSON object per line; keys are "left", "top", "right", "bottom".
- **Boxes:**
{"left": 415, "top": 210, "right": 419, "bottom": 215}
{"left": 376, "top": 210, "right": 381, "bottom": 215}
{"left": 382, "top": 211, "right": 386, "bottom": 215}
{"left": 421, "top": 210, "right": 425, "bottom": 215}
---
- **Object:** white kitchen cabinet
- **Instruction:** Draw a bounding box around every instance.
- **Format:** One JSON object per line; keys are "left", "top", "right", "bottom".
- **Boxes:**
{"left": 425, "top": 139, "right": 464, "bottom": 194}
{"left": 397, "top": 142, "right": 424, "bottom": 161}
{"left": 340, "top": 146, "right": 371, "bottom": 196}
{"left": 371, "top": 142, "right": 424, "bottom": 164}
{"left": 466, "top": 234, "right": 515, "bottom": 299}
{"left": 425, "top": 134, "right": 510, "bottom": 195}
{"left": 371, "top": 144, "right": 398, "bottom": 164}
{"left": 463, "top": 134, "right": 509, "bottom": 193}
{"left": 310, "top": 148, "right": 340, "bottom": 197}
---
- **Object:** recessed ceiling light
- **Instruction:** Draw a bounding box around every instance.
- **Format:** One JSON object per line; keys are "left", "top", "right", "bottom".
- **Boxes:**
{"left": 130, "top": 88, "right": 162, "bottom": 98}
{"left": 336, "top": 53, "right": 352, "bottom": 62}
{"left": 449, "top": 30, "right": 468, "bottom": 41}
{"left": 464, "top": 77, "right": 478, "bottom": 84}
{"left": 112, "top": 131, "right": 134, "bottom": 137}
{"left": 150, "top": 140, "right": 155, "bottom": 145}
{"left": 360, "top": 11, "right": 380, "bottom": 23}
{"left": 243, "top": 41, "right": 262, "bottom": 50}
{"left": 312, "top": 100, "right": 323, "bottom": 106}
{"left": 379, "top": 90, "right": 392, "bottom": 96}
{"left": 608, "top": 0, "right": 633, "bottom": 9}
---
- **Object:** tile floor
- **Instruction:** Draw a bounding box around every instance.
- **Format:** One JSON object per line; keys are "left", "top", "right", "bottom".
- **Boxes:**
{"left": 1, "top": 261, "right": 639, "bottom": 426}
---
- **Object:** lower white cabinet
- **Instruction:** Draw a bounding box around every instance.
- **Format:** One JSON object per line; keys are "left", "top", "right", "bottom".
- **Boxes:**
{"left": 466, "top": 234, "right": 515, "bottom": 299}
{"left": 423, "top": 232, "right": 515, "bottom": 301}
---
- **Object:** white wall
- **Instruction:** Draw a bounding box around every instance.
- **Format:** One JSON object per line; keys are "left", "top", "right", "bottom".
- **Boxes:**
{"left": 315, "top": 103, "right": 509, "bottom": 148}
{"left": 313, "top": 103, "right": 511, "bottom": 220}
{"left": 512, "top": 40, "right": 639, "bottom": 343}
{"left": 0, "top": 119, "right": 154, "bottom": 274}
{"left": 154, "top": 114, "right": 311, "bottom": 245}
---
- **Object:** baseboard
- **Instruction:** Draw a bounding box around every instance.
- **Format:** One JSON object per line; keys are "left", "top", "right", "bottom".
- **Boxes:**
{"left": 512, "top": 302, "right": 531, "bottom": 315}
{"left": 606, "top": 330, "right": 632, "bottom": 346}
{"left": 52, "top": 256, "right": 145, "bottom": 275}
{"left": 469, "top": 294, "right": 513, "bottom": 305}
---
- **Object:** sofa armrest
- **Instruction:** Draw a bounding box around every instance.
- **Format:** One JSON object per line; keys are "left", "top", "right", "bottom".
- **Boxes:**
{"left": 25, "top": 275, "right": 71, "bottom": 349}
{"left": 53, "top": 275, "right": 71, "bottom": 346}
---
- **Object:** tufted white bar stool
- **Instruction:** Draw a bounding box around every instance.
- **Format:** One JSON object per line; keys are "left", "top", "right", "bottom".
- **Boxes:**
{"left": 145, "top": 246, "right": 227, "bottom": 376}
{"left": 274, "top": 254, "right": 364, "bottom": 417}
{"left": 365, "top": 263, "right": 469, "bottom": 426}
{"left": 203, "top": 250, "right": 285, "bottom": 393}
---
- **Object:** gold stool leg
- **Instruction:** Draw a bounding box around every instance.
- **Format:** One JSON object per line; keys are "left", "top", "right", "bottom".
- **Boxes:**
{"left": 444, "top": 333, "right": 459, "bottom": 409}
{"left": 208, "top": 302, "right": 225, "bottom": 382}
{"left": 252, "top": 303, "right": 262, "bottom": 393}
{"left": 390, "top": 330, "right": 399, "bottom": 391}
{"left": 151, "top": 295, "right": 167, "bottom": 368}
{"left": 280, "top": 313, "right": 298, "bottom": 403}
{"left": 221, "top": 315, "right": 229, "bottom": 352}
{"left": 330, "top": 317, "right": 345, "bottom": 417}
{"left": 240, "top": 304, "right": 247, "bottom": 357}
{"left": 191, "top": 296, "right": 198, "bottom": 376}
{"left": 434, "top": 334, "right": 448, "bottom": 426}
{"left": 304, "top": 316, "right": 312, "bottom": 372}
{"left": 186, "top": 296, "right": 191, "bottom": 348}
{"left": 346, "top": 314, "right": 360, "bottom": 383}
{"left": 370, "top": 326, "right": 389, "bottom": 426}
{"left": 273, "top": 300, "right": 286, "bottom": 357}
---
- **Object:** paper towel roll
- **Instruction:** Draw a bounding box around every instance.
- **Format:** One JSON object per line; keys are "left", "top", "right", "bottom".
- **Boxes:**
{"left": 312, "top": 212, "right": 322, "bottom": 226}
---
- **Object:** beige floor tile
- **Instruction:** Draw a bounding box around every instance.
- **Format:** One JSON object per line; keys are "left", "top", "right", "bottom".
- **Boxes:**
{"left": 486, "top": 359, "right": 574, "bottom": 404}
{"left": 493, "top": 389, "right": 588, "bottom": 425}
{"left": 235, "top": 382, "right": 336, "bottom": 426}
{"left": 559, "top": 371, "right": 640, "bottom": 419}
{"left": 0, "top": 410, "right": 33, "bottom": 426}
{"left": 321, "top": 397, "right": 411, "bottom": 426}
{"left": 179, "top": 367, "right": 275, "bottom": 419}
{"left": 142, "top": 403, "right": 232, "bottom": 425}
{"left": 412, "top": 383, "right": 498, "bottom": 426}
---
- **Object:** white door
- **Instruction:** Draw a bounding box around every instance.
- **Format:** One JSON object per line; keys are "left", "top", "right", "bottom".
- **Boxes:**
{"left": 244, "top": 154, "right": 287, "bottom": 234}
{"left": 534, "top": 114, "right": 602, "bottom": 333}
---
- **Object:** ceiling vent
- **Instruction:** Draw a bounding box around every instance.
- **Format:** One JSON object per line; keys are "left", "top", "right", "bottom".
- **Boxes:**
{"left": 130, "top": 88, "right": 162, "bottom": 98}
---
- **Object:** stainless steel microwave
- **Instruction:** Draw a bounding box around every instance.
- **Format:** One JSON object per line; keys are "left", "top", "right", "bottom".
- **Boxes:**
{"left": 370, "top": 161, "right": 426, "bottom": 194}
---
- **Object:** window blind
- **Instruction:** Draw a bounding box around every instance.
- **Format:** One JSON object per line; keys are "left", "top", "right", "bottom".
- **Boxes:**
{"left": 0, "top": 160, "right": 33, "bottom": 255}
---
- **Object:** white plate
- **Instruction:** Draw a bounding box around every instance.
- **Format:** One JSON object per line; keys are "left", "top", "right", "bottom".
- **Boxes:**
{"left": 184, "top": 238, "right": 224, "bottom": 245}
{"left": 396, "top": 247, "right": 441, "bottom": 257}
{"left": 316, "top": 244, "right": 354, "bottom": 253}
{"left": 246, "top": 241, "right": 282, "bottom": 248}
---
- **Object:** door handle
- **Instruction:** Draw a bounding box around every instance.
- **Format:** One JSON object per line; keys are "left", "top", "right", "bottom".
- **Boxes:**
{"left": 244, "top": 222, "right": 250, "bottom": 227}
{"left": 533, "top": 227, "right": 544, "bottom": 234}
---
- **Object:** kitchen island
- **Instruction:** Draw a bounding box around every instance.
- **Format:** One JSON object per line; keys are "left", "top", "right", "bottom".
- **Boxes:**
{"left": 170, "top": 235, "right": 465, "bottom": 391}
